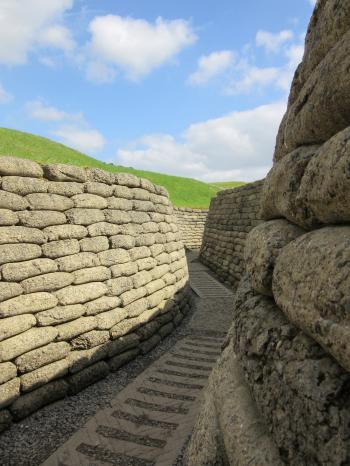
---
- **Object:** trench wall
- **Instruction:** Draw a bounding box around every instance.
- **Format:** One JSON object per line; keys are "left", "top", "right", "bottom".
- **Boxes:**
{"left": 199, "top": 180, "right": 264, "bottom": 288}
{"left": 174, "top": 208, "right": 208, "bottom": 250}
{"left": 188, "top": 2, "right": 350, "bottom": 465}
{"left": 0, "top": 157, "right": 192, "bottom": 432}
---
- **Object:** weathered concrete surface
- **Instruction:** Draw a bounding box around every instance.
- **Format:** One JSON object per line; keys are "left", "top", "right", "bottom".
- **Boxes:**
{"left": 244, "top": 219, "right": 304, "bottom": 296}
{"left": 230, "top": 276, "right": 350, "bottom": 466}
{"left": 187, "top": 345, "right": 283, "bottom": 466}
{"left": 273, "top": 226, "right": 350, "bottom": 373}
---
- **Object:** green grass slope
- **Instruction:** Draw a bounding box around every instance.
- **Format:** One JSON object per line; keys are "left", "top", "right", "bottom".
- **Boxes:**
{"left": 0, "top": 127, "right": 221, "bottom": 209}
{"left": 210, "top": 181, "right": 246, "bottom": 189}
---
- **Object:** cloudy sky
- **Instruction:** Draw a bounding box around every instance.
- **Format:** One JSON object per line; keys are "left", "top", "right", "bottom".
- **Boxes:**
{"left": 0, "top": 0, "right": 316, "bottom": 181}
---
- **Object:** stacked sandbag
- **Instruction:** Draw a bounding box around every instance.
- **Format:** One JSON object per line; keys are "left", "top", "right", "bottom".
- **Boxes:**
{"left": 0, "top": 156, "right": 192, "bottom": 432}
{"left": 174, "top": 208, "right": 208, "bottom": 250}
{"left": 200, "top": 181, "right": 263, "bottom": 288}
{"left": 189, "top": 2, "right": 350, "bottom": 464}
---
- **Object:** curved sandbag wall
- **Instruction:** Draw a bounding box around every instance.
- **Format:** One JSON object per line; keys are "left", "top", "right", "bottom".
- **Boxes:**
{"left": 188, "top": 2, "right": 350, "bottom": 465}
{"left": 0, "top": 157, "right": 191, "bottom": 432}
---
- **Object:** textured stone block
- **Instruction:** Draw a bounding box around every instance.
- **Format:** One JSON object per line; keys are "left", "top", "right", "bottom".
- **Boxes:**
{"left": 85, "top": 181, "right": 114, "bottom": 197}
{"left": 244, "top": 219, "right": 304, "bottom": 296}
{"left": 107, "top": 333, "right": 139, "bottom": 357}
{"left": 137, "top": 256, "right": 158, "bottom": 271}
{"left": 2, "top": 176, "right": 47, "bottom": 195}
{"left": 108, "top": 348, "right": 139, "bottom": 371}
{"left": 110, "top": 318, "right": 141, "bottom": 339}
{"left": 0, "top": 362, "right": 17, "bottom": 385}
{"left": 36, "top": 304, "right": 86, "bottom": 326}
{"left": 26, "top": 193, "right": 73, "bottom": 211}
{"left": 21, "top": 272, "right": 74, "bottom": 293}
{"left": 113, "top": 185, "right": 133, "bottom": 199}
{"left": 273, "top": 226, "right": 350, "bottom": 373}
{"left": 109, "top": 234, "right": 135, "bottom": 249}
{"left": 125, "top": 298, "right": 149, "bottom": 318}
{"left": 104, "top": 210, "right": 131, "bottom": 225}
{"left": 110, "top": 262, "right": 138, "bottom": 278}
{"left": 55, "top": 282, "right": 108, "bottom": 305}
{"left": 107, "top": 197, "right": 133, "bottom": 210}
{"left": 20, "top": 359, "right": 69, "bottom": 392}
{"left": 55, "top": 316, "right": 97, "bottom": 341}
{"left": 41, "top": 240, "right": 80, "bottom": 261}
{"left": 1, "top": 258, "right": 58, "bottom": 281}
{"left": 0, "top": 243, "right": 42, "bottom": 265}
{"left": 72, "top": 193, "right": 107, "bottom": 209}
{"left": 66, "top": 208, "right": 104, "bottom": 225}
{"left": 132, "top": 271, "right": 152, "bottom": 288}
{"left": 85, "top": 296, "right": 121, "bottom": 315}
{"left": 19, "top": 210, "right": 67, "bottom": 228}
{"left": 0, "top": 157, "right": 43, "bottom": 178}
{"left": 129, "top": 246, "right": 151, "bottom": 261}
{"left": 56, "top": 252, "right": 100, "bottom": 272}
{"left": 73, "top": 266, "right": 111, "bottom": 285}
{"left": 98, "top": 248, "right": 130, "bottom": 266}
{"left": 47, "top": 181, "right": 84, "bottom": 197}
{"left": 0, "top": 378, "right": 20, "bottom": 409}
{"left": 44, "top": 224, "right": 88, "bottom": 241}
{"left": 0, "top": 314, "right": 36, "bottom": 342}
{"left": 67, "top": 361, "right": 109, "bottom": 395}
{"left": 87, "top": 221, "right": 121, "bottom": 237}
{"left": 0, "top": 327, "right": 58, "bottom": 362}
{"left": 10, "top": 379, "right": 68, "bottom": 421}
{"left": 71, "top": 329, "right": 110, "bottom": 350}
{"left": 43, "top": 164, "right": 86, "bottom": 182}
{"left": 0, "top": 282, "right": 23, "bottom": 303}
{"left": 96, "top": 308, "right": 128, "bottom": 330}
{"left": 129, "top": 211, "right": 151, "bottom": 224}
{"left": 0, "top": 292, "right": 58, "bottom": 317}
{"left": 0, "top": 209, "right": 19, "bottom": 226}
{"left": 15, "top": 342, "right": 70, "bottom": 373}
{"left": 68, "top": 345, "right": 109, "bottom": 373}
{"left": 79, "top": 236, "right": 109, "bottom": 253}
{"left": 106, "top": 277, "right": 133, "bottom": 296}
{"left": 115, "top": 172, "right": 140, "bottom": 188}
{"left": 120, "top": 287, "right": 147, "bottom": 306}
{"left": 140, "top": 334, "right": 161, "bottom": 354}
{"left": 0, "top": 226, "right": 47, "bottom": 244}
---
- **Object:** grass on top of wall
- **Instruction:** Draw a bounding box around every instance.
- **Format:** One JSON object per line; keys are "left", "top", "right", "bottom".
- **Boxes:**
{"left": 0, "top": 127, "right": 244, "bottom": 209}
{"left": 210, "top": 181, "right": 246, "bottom": 189}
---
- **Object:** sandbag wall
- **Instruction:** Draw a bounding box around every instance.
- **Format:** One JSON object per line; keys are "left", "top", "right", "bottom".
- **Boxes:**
{"left": 0, "top": 157, "right": 191, "bottom": 433}
{"left": 188, "top": 2, "right": 350, "bottom": 465}
{"left": 174, "top": 208, "right": 208, "bottom": 250}
{"left": 199, "top": 181, "right": 263, "bottom": 288}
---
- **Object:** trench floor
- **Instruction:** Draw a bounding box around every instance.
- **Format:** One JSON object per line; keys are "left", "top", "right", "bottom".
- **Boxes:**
{"left": 41, "top": 253, "right": 234, "bottom": 466}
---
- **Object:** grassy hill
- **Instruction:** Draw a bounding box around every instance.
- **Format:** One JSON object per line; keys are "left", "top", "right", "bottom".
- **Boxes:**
{"left": 210, "top": 181, "right": 246, "bottom": 189}
{"left": 0, "top": 127, "right": 243, "bottom": 209}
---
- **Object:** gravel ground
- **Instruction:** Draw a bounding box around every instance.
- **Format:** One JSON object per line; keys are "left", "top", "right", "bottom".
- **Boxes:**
{"left": 0, "top": 296, "right": 199, "bottom": 466}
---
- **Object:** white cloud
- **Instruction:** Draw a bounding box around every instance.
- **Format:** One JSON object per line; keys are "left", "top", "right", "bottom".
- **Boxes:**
{"left": 87, "top": 15, "right": 197, "bottom": 80}
{"left": 26, "top": 99, "right": 105, "bottom": 154}
{"left": 308, "top": 0, "right": 317, "bottom": 6}
{"left": 85, "top": 61, "right": 118, "bottom": 84}
{"left": 0, "top": 0, "right": 74, "bottom": 65}
{"left": 227, "top": 64, "right": 281, "bottom": 94}
{"left": 256, "top": 30, "right": 293, "bottom": 53}
{"left": 38, "top": 25, "right": 75, "bottom": 52}
{"left": 0, "top": 83, "right": 13, "bottom": 104}
{"left": 226, "top": 32, "right": 304, "bottom": 95}
{"left": 188, "top": 50, "right": 235, "bottom": 86}
{"left": 118, "top": 101, "right": 285, "bottom": 182}
{"left": 53, "top": 126, "right": 106, "bottom": 154}
{"left": 26, "top": 100, "right": 82, "bottom": 122}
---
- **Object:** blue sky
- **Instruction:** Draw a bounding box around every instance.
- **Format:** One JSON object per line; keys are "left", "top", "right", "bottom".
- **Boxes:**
{"left": 0, "top": 0, "right": 316, "bottom": 181}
